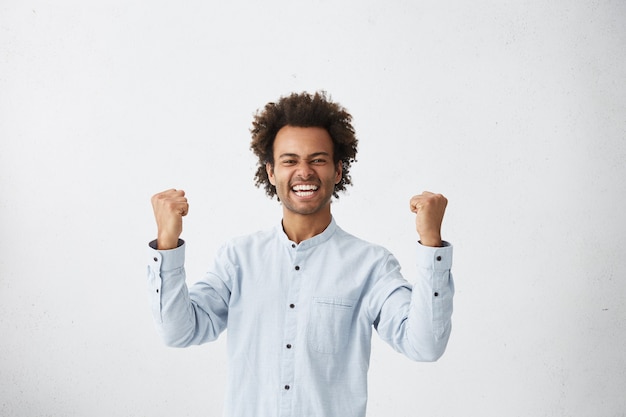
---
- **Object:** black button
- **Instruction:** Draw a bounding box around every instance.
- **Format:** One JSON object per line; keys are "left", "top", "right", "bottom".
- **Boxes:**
{"left": 156, "top": 289, "right": 159, "bottom": 293}
{"left": 284, "top": 385, "right": 290, "bottom": 390}
{"left": 436, "top": 256, "right": 442, "bottom": 261}
{"left": 289, "top": 304, "right": 295, "bottom": 309}
{"left": 295, "top": 266, "right": 300, "bottom": 271}
{"left": 291, "top": 244, "right": 296, "bottom": 248}
{"left": 286, "top": 344, "right": 292, "bottom": 349}
{"left": 153, "top": 257, "right": 158, "bottom": 262}
{"left": 434, "top": 292, "right": 439, "bottom": 297}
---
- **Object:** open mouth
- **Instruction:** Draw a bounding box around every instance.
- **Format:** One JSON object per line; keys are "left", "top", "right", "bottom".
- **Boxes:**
{"left": 292, "top": 184, "right": 319, "bottom": 198}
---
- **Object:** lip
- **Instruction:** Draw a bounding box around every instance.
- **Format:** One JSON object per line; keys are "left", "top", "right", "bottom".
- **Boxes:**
{"left": 292, "top": 190, "right": 317, "bottom": 199}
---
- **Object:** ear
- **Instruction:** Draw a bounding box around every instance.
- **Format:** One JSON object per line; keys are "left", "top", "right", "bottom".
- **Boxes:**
{"left": 335, "top": 161, "right": 343, "bottom": 185}
{"left": 266, "top": 162, "right": 276, "bottom": 186}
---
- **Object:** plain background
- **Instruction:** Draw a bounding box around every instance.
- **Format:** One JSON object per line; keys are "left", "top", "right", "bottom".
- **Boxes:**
{"left": 1, "top": 1, "right": 625, "bottom": 416}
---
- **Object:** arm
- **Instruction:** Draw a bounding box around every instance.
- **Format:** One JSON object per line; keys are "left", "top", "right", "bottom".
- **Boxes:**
{"left": 374, "top": 192, "right": 454, "bottom": 361}
{"left": 146, "top": 189, "right": 230, "bottom": 347}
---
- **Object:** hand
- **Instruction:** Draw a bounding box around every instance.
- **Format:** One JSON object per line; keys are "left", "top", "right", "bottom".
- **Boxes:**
{"left": 151, "top": 189, "right": 189, "bottom": 250}
{"left": 409, "top": 191, "right": 447, "bottom": 247}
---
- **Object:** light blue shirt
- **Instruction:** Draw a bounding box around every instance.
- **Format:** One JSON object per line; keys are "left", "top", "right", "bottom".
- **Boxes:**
{"left": 147, "top": 218, "right": 454, "bottom": 417}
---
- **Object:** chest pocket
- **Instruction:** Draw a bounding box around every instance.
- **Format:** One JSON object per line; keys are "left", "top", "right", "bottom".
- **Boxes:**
{"left": 308, "top": 297, "right": 356, "bottom": 354}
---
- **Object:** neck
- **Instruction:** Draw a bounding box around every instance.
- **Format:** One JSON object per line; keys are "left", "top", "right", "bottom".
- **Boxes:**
{"left": 281, "top": 209, "right": 332, "bottom": 244}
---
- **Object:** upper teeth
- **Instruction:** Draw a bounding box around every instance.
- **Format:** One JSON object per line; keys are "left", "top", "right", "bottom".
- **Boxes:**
{"left": 293, "top": 185, "right": 318, "bottom": 191}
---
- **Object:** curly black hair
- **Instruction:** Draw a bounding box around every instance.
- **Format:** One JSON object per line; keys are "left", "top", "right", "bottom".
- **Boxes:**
{"left": 250, "top": 91, "right": 358, "bottom": 199}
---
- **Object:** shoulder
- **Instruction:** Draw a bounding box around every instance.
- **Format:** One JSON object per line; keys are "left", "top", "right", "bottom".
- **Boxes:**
{"left": 331, "top": 224, "right": 403, "bottom": 289}
{"left": 229, "top": 226, "right": 275, "bottom": 245}
{"left": 332, "top": 224, "right": 394, "bottom": 261}
{"left": 217, "top": 226, "right": 278, "bottom": 258}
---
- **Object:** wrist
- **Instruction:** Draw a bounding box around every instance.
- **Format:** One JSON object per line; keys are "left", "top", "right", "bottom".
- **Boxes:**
{"left": 419, "top": 234, "right": 442, "bottom": 247}
{"left": 157, "top": 234, "right": 180, "bottom": 250}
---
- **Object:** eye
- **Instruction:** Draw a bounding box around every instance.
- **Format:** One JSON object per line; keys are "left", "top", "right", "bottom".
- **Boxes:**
{"left": 311, "top": 159, "right": 326, "bottom": 164}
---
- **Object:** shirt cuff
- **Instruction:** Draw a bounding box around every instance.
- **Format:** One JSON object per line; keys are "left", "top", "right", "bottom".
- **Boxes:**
{"left": 416, "top": 240, "right": 453, "bottom": 270}
{"left": 148, "top": 239, "right": 186, "bottom": 271}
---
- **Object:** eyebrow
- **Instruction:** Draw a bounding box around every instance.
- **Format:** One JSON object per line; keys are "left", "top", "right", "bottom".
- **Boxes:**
{"left": 278, "top": 152, "right": 332, "bottom": 159}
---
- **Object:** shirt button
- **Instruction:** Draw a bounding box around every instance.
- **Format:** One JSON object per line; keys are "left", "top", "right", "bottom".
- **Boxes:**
{"left": 153, "top": 257, "right": 158, "bottom": 262}
{"left": 291, "top": 244, "right": 296, "bottom": 248}
{"left": 295, "top": 265, "right": 300, "bottom": 271}
{"left": 284, "top": 385, "right": 290, "bottom": 390}
{"left": 289, "top": 304, "right": 295, "bottom": 309}
{"left": 434, "top": 292, "right": 439, "bottom": 297}
{"left": 286, "top": 344, "right": 292, "bottom": 349}
{"left": 436, "top": 256, "right": 442, "bottom": 261}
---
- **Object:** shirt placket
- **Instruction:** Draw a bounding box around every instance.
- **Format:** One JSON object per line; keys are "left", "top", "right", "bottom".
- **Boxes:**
{"left": 279, "top": 242, "right": 304, "bottom": 417}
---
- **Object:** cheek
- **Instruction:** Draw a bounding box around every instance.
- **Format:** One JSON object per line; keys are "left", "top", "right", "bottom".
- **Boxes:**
{"left": 271, "top": 170, "right": 289, "bottom": 188}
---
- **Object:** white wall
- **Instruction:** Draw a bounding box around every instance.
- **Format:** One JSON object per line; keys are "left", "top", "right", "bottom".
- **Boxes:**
{"left": 1, "top": 1, "right": 625, "bottom": 416}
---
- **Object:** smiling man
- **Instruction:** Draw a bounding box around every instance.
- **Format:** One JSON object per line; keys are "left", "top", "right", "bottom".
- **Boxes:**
{"left": 147, "top": 91, "right": 455, "bottom": 417}
{"left": 267, "top": 125, "right": 343, "bottom": 241}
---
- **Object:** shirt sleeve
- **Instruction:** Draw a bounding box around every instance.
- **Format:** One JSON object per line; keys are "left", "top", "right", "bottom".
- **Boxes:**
{"left": 146, "top": 239, "right": 231, "bottom": 347}
{"left": 373, "top": 241, "right": 454, "bottom": 362}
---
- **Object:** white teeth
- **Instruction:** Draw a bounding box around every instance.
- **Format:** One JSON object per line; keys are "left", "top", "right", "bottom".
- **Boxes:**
{"left": 292, "top": 185, "right": 318, "bottom": 192}
{"left": 292, "top": 184, "right": 318, "bottom": 197}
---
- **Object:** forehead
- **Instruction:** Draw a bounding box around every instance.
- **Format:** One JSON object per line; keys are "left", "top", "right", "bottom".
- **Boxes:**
{"left": 273, "top": 126, "right": 334, "bottom": 156}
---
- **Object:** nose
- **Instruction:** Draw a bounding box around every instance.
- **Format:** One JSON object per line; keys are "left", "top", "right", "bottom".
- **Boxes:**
{"left": 295, "top": 161, "right": 314, "bottom": 179}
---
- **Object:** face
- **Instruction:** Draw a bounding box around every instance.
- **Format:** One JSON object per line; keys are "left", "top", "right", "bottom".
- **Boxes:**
{"left": 266, "top": 126, "right": 342, "bottom": 218}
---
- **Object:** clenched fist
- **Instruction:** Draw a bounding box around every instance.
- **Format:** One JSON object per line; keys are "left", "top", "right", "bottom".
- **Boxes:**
{"left": 409, "top": 191, "right": 448, "bottom": 247}
{"left": 151, "top": 189, "right": 189, "bottom": 250}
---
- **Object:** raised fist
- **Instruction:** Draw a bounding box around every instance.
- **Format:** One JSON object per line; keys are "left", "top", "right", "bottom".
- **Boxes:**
{"left": 409, "top": 191, "right": 447, "bottom": 247}
{"left": 151, "top": 189, "right": 189, "bottom": 250}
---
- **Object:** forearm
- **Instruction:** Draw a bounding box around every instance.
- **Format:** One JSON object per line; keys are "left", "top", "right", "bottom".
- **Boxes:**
{"left": 406, "top": 241, "right": 454, "bottom": 361}
{"left": 147, "top": 240, "right": 197, "bottom": 346}
{"left": 147, "top": 239, "right": 230, "bottom": 347}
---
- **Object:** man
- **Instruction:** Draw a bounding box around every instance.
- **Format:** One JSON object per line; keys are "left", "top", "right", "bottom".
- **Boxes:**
{"left": 147, "top": 91, "right": 454, "bottom": 417}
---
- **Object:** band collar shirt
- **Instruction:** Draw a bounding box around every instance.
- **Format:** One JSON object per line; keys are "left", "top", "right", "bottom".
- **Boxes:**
{"left": 147, "top": 217, "right": 454, "bottom": 417}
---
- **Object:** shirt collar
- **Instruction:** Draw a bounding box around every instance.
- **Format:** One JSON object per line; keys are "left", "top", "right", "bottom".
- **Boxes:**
{"left": 275, "top": 216, "right": 338, "bottom": 250}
